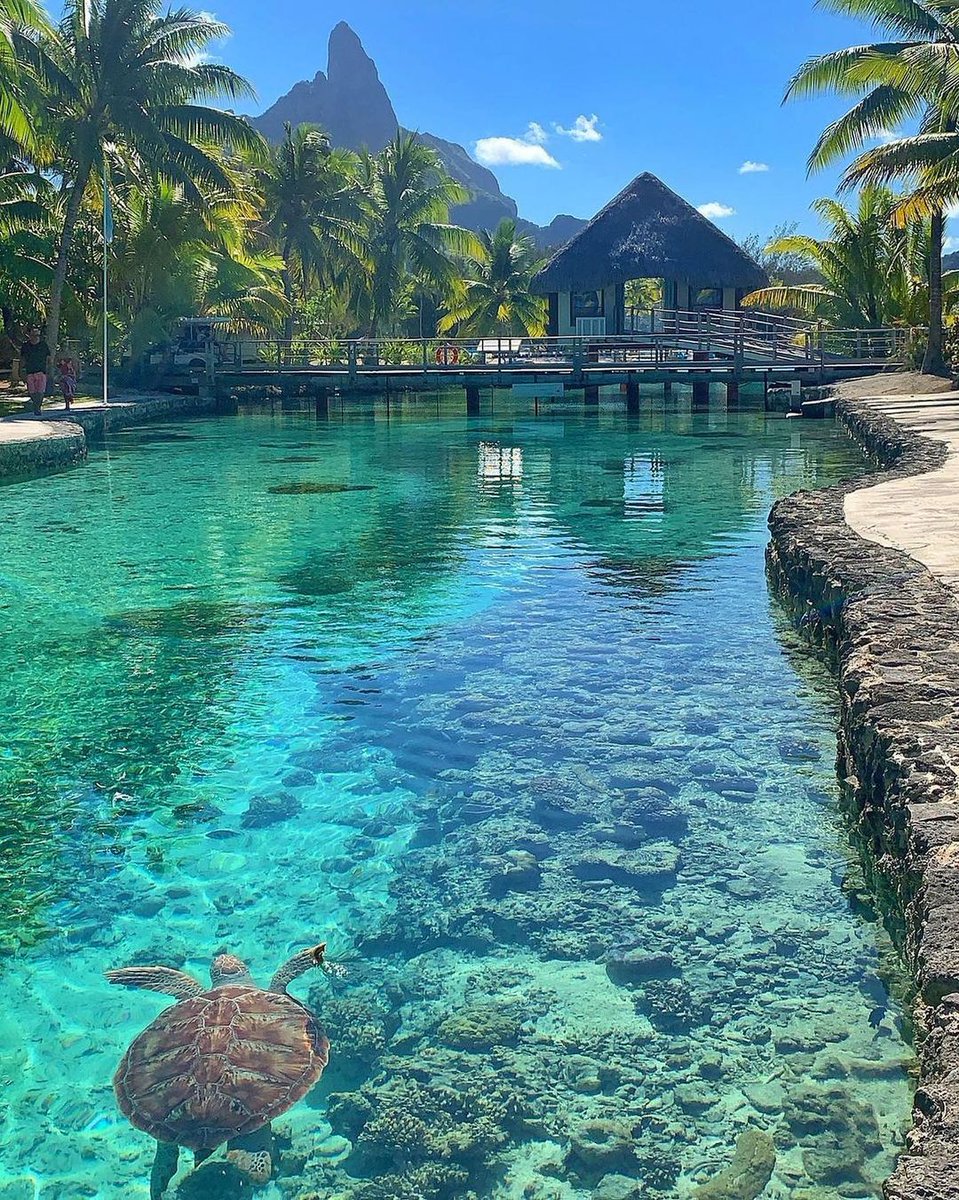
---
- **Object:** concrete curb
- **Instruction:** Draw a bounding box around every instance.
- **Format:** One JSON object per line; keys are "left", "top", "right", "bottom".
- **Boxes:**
{"left": 768, "top": 396, "right": 959, "bottom": 1199}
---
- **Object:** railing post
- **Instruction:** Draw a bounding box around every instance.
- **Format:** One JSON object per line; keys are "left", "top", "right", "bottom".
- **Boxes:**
{"left": 348, "top": 341, "right": 357, "bottom": 382}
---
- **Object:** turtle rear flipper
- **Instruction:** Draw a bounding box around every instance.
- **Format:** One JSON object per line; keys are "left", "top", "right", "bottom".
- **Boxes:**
{"left": 150, "top": 1142, "right": 179, "bottom": 1200}
{"left": 106, "top": 966, "right": 204, "bottom": 999}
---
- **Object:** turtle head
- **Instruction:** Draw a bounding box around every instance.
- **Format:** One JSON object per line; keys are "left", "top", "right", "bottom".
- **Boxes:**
{"left": 210, "top": 953, "right": 254, "bottom": 988}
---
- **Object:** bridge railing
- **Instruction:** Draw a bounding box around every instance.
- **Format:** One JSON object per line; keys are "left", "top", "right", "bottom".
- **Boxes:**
{"left": 216, "top": 320, "right": 910, "bottom": 376}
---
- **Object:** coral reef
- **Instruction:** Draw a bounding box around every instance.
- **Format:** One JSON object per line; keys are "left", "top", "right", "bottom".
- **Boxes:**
{"left": 693, "top": 1127, "right": 776, "bottom": 1199}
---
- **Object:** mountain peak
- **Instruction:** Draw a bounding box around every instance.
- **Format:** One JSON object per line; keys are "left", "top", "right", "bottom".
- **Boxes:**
{"left": 251, "top": 25, "right": 586, "bottom": 248}
{"left": 253, "top": 23, "right": 397, "bottom": 151}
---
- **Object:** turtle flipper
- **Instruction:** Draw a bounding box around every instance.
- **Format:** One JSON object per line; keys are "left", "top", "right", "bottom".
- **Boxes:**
{"left": 268, "top": 944, "right": 327, "bottom": 993}
{"left": 228, "top": 1124, "right": 273, "bottom": 1183}
{"left": 150, "top": 1141, "right": 179, "bottom": 1200}
{"left": 105, "top": 966, "right": 204, "bottom": 999}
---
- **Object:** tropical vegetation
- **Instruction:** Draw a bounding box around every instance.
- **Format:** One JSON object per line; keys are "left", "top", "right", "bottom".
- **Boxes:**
{"left": 778, "top": 0, "right": 959, "bottom": 372}
{"left": 0, "top": 0, "right": 545, "bottom": 372}
{"left": 11, "top": 0, "right": 959, "bottom": 372}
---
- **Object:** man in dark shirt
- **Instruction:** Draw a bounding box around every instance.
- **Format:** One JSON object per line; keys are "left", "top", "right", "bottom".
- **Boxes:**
{"left": 18, "top": 326, "right": 51, "bottom": 414}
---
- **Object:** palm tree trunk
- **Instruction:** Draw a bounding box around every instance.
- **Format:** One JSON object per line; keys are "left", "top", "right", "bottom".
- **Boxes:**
{"left": 281, "top": 238, "right": 294, "bottom": 342}
{"left": 922, "top": 205, "right": 946, "bottom": 375}
{"left": 45, "top": 157, "right": 93, "bottom": 355}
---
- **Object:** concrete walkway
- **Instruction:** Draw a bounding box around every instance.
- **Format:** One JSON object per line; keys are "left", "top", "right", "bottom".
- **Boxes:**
{"left": 844, "top": 391, "right": 959, "bottom": 591}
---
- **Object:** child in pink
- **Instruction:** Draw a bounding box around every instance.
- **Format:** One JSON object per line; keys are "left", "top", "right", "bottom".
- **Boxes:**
{"left": 56, "top": 354, "right": 78, "bottom": 411}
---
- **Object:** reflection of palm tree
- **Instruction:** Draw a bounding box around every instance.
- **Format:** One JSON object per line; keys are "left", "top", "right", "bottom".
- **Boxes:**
{"left": 361, "top": 134, "right": 480, "bottom": 335}
{"left": 256, "top": 123, "right": 364, "bottom": 339}
{"left": 29, "top": 0, "right": 261, "bottom": 353}
{"left": 439, "top": 219, "right": 547, "bottom": 337}
{"left": 783, "top": 0, "right": 959, "bottom": 371}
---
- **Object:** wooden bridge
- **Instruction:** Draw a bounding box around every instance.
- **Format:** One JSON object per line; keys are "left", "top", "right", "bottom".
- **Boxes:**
{"left": 203, "top": 310, "right": 911, "bottom": 411}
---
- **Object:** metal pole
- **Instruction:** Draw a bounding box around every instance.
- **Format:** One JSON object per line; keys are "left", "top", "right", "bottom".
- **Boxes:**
{"left": 102, "top": 167, "right": 109, "bottom": 405}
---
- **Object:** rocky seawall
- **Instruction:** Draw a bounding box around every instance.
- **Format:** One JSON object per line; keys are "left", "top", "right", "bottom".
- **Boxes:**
{"left": 0, "top": 419, "right": 87, "bottom": 480}
{"left": 0, "top": 392, "right": 221, "bottom": 482}
{"left": 767, "top": 396, "right": 959, "bottom": 1200}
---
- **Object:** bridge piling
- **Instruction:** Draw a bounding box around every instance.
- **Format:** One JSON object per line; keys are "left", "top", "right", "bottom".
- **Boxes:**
{"left": 726, "top": 379, "right": 740, "bottom": 407}
{"left": 625, "top": 379, "right": 640, "bottom": 414}
{"left": 314, "top": 386, "right": 329, "bottom": 419}
{"left": 466, "top": 384, "right": 482, "bottom": 416}
{"left": 584, "top": 385, "right": 600, "bottom": 407}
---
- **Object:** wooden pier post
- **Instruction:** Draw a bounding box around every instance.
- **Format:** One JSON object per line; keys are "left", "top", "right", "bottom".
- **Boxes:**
{"left": 726, "top": 379, "right": 740, "bottom": 407}
{"left": 466, "top": 384, "right": 482, "bottom": 416}
{"left": 625, "top": 379, "right": 640, "bottom": 414}
{"left": 663, "top": 379, "right": 673, "bottom": 401}
{"left": 692, "top": 352, "right": 710, "bottom": 409}
{"left": 314, "top": 386, "right": 329, "bottom": 419}
{"left": 584, "top": 384, "right": 600, "bottom": 407}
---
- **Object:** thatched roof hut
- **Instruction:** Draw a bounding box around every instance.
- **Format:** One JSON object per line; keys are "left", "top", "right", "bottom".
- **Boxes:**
{"left": 532, "top": 173, "right": 767, "bottom": 335}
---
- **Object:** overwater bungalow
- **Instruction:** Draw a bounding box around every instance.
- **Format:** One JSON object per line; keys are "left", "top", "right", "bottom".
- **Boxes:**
{"left": 532, "top": 172, "right": 768, "bottom": 337}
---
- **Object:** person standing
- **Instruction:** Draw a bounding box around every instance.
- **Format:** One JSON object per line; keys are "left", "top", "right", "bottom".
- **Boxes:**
{"left": 56, "top": 351, "right": 78, "bottom": 411}
{"left": 17, "top": 326, "right": 52, "bottom": 415}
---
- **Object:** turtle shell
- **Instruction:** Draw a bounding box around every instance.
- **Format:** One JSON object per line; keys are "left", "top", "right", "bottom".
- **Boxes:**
{"left": 113, "top": 985, "right": 330, "bottom": 1150}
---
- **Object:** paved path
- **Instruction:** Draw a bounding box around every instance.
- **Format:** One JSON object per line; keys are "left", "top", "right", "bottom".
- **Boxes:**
{"left": 844, "top": 392, "right": 959, "bottom": 591}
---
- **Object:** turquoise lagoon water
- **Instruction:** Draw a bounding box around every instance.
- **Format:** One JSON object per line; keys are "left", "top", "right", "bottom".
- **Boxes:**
{"left": 0, "top": 392, "right": 914, "bottom": 1199}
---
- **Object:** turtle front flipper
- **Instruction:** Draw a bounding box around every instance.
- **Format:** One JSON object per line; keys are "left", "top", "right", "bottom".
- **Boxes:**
{"left": 150, "top": 1141, "right": 179, "bottom": 1200}
{"left": 268, "top": 944, "right": 327, "bottom": 993}
{"left": 105, "top": 966, "right": 204, "bottom": 999}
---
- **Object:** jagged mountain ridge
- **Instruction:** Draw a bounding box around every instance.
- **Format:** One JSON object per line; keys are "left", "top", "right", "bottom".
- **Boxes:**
{"left": 250, "top": 22, "right": 586, "bottom": 251}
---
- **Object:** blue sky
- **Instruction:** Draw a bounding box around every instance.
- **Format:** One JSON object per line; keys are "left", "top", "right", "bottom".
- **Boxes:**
{"left": 214, "top": 0, "right": 906, "bottom": 240}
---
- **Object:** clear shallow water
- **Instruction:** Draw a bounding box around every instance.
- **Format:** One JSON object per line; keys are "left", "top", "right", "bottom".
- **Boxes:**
{"left": 0, "top": 394, "right": 914, "bottom": 1199}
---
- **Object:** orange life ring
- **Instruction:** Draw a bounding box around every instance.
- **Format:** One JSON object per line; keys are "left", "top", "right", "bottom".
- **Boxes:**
{"left": 435, "top": 344, "right": 460, "bottom": 365}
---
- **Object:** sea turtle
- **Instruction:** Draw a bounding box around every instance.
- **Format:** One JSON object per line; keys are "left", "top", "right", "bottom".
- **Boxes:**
{"left": 106, "top": 944, "right": 333, "bottom": 1198}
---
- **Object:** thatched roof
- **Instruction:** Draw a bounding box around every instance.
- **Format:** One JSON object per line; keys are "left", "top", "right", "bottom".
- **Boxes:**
{"left": 532, "top": 173, "right": 767, "bottom": 294}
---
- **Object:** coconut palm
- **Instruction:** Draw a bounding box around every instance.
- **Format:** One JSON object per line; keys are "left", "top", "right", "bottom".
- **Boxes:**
{"left": 256, "top": 123, "right": 364, "bottom": 338}
{"left": 25, "top": 0, "right": 263, "bottom": 355}
{"left": 438, "top": 218, "right": 547, "bottom": 337}
{"left": 743, "top": 186, "right": 959, "bottom": 327}
{"left": 0, "top": 0, "right": 49, "bottom": 150}
{"left": 785, "top": 0, "right": 959, "bottom": 372}
{"left": 361, "top": 134, "right": 482, "bottom": 335}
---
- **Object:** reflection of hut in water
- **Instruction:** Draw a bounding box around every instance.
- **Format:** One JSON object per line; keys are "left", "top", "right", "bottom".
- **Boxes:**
{"left": 532, "top": 173, "right": 767, "bottom": 336}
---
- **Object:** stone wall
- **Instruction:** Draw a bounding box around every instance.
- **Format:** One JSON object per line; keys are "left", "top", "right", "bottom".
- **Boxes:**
{"left": 0, "top": 392, "right": 222, "bottom": 482}
{"left": 767, "top": 398, "right": 959, "bottom": 1199}
{"left": 0, "top": 422, "right": 87, "bottom": 480}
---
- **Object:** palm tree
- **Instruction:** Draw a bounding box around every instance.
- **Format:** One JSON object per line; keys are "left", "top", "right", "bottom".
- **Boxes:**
{"left": 0, "top": 0, "right": 49, "bottom": 150}
{"left": 25, "top": 0, "right": 263, "bottom": 355}
{"left": 361, "top": 134, "right": 482, "bottom": 335}
{"left": 785, "top": 0, "right": 959, "bottom": 372}
{"left": 256, "top": 123, "right": 363, "bottom": 339}
{"left": 438, "top": 218, "right": 547, "bottom": 336}
{"left": 742, "top": 186, "right": 957, "bottom": 326}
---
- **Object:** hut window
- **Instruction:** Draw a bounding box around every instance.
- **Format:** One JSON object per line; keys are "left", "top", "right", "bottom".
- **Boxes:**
{"left": 572, "top": 290, "right": 604, "bottom": 319}
{"left": 689, "top": 288, "right": 723, "bottom": 310}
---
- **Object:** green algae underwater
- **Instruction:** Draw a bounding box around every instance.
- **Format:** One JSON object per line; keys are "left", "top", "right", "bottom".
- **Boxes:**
{"left": 0, "top": 390, "right": 915, "bottom": 1199}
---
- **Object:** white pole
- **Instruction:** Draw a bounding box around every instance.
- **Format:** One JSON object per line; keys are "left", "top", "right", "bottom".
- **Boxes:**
{"left": 102, "top": 160, "right": 109, "bottom": 405}
{"left": 102, "top": 193, "right": 108, "bottom": 406}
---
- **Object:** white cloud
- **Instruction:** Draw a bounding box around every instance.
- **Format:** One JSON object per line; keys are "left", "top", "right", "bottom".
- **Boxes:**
{"left": 525, "top": 121, "right": 548, "bottom": 145}
{"left": 739, "top": 160, "right": 769, "bottom": 174}
{"left": 947, "top": 202, "right": 959, "bottom": 220}
{"left": 945, "top": 236, "right": 959, "bottom": 252}
{"left": 474, "top": 136, "right": 560, "bottom": 168}
{"left": 554, "top": 114, "right": 602, "bottom": 142}
{"left": 874, "top": 128, "right": 900, "bottom": 145}
{"left": 698, "top": 202, "right": 736, "bottom": 220}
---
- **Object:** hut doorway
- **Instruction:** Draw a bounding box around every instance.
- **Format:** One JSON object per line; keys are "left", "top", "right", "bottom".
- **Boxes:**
{"left": 624, "top": 278, "right": 664, "bottom": 333}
